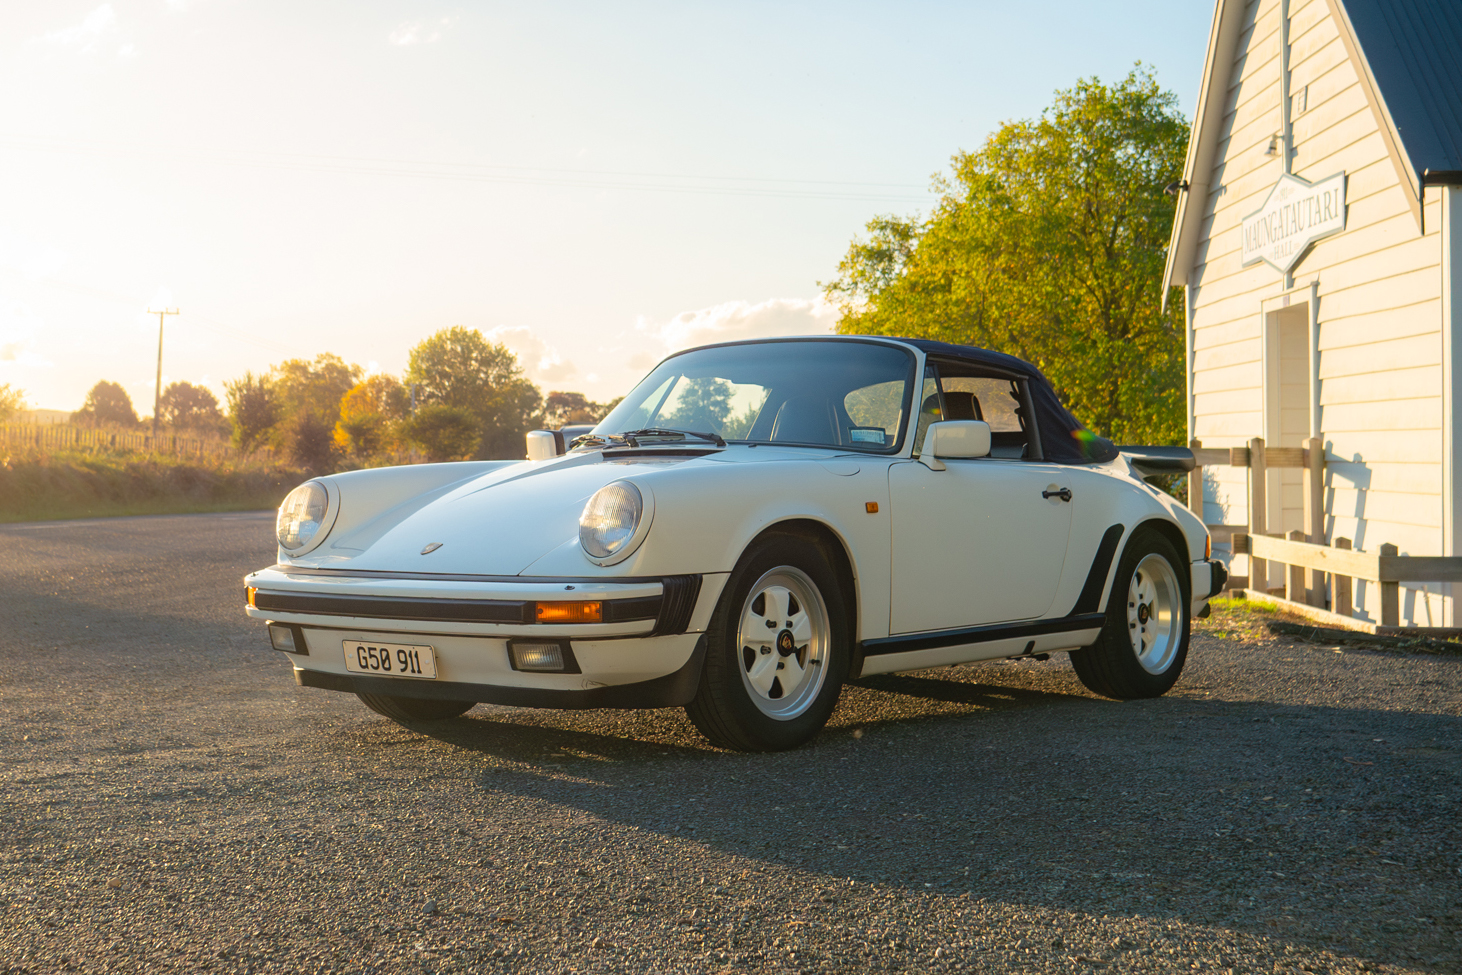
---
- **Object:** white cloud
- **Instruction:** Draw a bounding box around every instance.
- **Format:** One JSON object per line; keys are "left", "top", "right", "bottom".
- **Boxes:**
{"left": 636, "top": 296, "right": 837, "bottom": 354}
{"left": 485, "top": 325, "right": 581, "bottom": 389}
{"left": 389, "top": 18, "right": 451, "bottom": 46}
{"left": 35, "top": 4, "right": 118, "bottom": 53}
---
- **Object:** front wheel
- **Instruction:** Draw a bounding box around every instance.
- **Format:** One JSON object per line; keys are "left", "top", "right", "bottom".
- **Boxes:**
{"left": 1070, "top": 528, "right": 1190, "bottom": 699}
{"left": 356, "top": 693, "right": 474, "bottom": 724}
{"left": 686, "top": 534, "right": 851, "bottom": 751}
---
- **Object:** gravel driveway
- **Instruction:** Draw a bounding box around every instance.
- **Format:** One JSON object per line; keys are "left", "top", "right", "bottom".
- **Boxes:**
{"left": 1, "top": 513, "right": 1458, "bottom": 974}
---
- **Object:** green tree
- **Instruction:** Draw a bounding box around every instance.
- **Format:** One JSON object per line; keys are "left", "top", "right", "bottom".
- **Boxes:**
{"left": 224, "top": 372, "right": 278, "bottom": 455}
{"left": 159, "top": 381, "right": 226, "bottom": 436}
{"left": 404, "top": 327, "right": 542, "bottom": 459}
{"left": 399, "top": 405, "right": 482, "bottom": 462}
{"left": 824, "top": 66, "right": 1188, "bottom": 446}
{"left": 661, "top": 377, "right": 733, "bottom": 430}
{"left": 270, "top": 353, "right": 362, "bottom": 427}
{"left": 72, "top": 381, "right": 140, "bottom": 429}
{"left": 0, "top": 383, "right": 24, "bottom": 422}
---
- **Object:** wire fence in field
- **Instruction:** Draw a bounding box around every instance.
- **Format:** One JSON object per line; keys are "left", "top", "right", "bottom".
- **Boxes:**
{"left": 0, "top": 423, "right": 274, "bottom": 463}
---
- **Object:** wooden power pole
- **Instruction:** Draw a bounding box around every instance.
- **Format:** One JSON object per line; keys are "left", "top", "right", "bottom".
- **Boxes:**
{"left": 147, "top": 307, "right": 179, "bottom": 443}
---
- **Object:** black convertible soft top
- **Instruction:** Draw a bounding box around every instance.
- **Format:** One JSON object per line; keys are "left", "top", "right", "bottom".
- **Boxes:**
{"left": 904, "top": 339, "right": 1120, "bottom": 465}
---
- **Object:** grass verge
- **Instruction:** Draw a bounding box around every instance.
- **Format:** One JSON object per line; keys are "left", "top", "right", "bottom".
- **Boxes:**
{"left": 0, "top": 450, "right": 304, "bottom": 524}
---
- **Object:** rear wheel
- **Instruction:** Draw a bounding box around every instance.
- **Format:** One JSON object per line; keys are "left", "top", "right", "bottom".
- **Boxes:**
{"left": 356, "top": 693, "right": 474, "bottom": 724}
{"left": 1071, "top": 529, "right": 1190, "bottom": 699}
{"left": 686, "top": 534, "right": 850, "bottom": 751}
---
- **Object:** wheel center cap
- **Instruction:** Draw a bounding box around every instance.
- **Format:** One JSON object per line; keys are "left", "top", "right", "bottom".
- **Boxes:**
{"left": 1137, "top": 603, "right": 1151, "bottom": 624}
{"left": 777, "top": 630, "right": 796, "bottom": 656}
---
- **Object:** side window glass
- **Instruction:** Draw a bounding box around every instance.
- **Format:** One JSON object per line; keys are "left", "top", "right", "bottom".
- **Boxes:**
{"left": 936, "top": 372, "right": 1032, "bottom": 459}
{"left": 911, "top": 368, "right": 941, "bottom": 455}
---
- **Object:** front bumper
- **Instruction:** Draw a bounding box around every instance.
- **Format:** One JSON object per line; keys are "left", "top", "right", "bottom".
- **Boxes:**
{"left": 244, "top": 566, "right": 725, "bottom": 710}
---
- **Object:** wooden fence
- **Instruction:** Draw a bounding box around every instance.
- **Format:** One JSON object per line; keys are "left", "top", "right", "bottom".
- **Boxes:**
{"left": 0, "top": 423, "right": 270, "bottom": 463}
{"left": 1186, "top": 436, "right": 1462, "bottom": 633}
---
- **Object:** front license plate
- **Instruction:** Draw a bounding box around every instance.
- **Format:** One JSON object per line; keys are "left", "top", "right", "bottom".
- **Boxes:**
{"left": 342, "top": 640, "right": 438, "bottom": 680}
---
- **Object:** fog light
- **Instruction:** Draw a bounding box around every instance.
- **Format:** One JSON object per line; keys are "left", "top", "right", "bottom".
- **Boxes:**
{"left": 508, "top": 640, "right": 578, "bottom": 673}
{"left": 535, "top": 600, "right": 602, "bottom": 623}
{"left": 267, "top": 623, "right": 306, "bottom": 655}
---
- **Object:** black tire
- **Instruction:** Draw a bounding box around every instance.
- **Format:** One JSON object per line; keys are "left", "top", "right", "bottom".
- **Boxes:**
{"left": 1071, "top": 528, "right": 1190, "bottom": 700}
{"left": 685, "top": 533, "right": 851, "bottom": 751}
{"left": 355, "top": 693, "right": 474, "bottom": 724}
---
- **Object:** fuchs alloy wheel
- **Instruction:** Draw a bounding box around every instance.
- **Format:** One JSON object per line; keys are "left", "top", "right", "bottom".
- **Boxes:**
{"left": 355, "top": 693, "right": 474, "bottom": 724}
{"left": 687, "top": 534, "right": 851, "bottom": 751}
{"left": 1070, "top": 528, "right": 1191, "bottom": 700}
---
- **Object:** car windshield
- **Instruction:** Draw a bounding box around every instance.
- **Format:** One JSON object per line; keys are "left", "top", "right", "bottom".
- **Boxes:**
{"left": 590, "top": 340, "right": 916, "bottom": 452}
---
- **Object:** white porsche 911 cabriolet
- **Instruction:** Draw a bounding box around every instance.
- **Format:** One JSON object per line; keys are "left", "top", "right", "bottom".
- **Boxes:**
{"left": 245, "top": 336, "right": 1225, "bottom": 750}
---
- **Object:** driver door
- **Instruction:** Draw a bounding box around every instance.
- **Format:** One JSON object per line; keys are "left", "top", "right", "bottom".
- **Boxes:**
{"left": 887, "top": 371, "right": 1074, "bottom": 633}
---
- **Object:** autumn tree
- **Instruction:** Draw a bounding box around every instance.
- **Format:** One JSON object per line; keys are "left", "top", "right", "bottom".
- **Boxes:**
{"left": 335, "top": 375, "right": 409, "bottom": 463}
{"left": 404, "top": 327, "right": 541, "bottom": 459}
{"left": 72, "top": 381, "right": 140, "bottom": 429}
{"left": 159, "top": 381, "right": 226, "bottom": 436}
{"left": 541, "top": 391, "right": 610, "bottom": 428}
{"left": 271, "top": 353, "right": 362, "bottom": 427}
{"left": 824, "top": 66, "right": 1188, "bottom": 446}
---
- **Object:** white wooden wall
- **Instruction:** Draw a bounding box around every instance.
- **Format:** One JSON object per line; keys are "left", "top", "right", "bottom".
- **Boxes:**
{"left": 1188, "top": 0, "right": 1447, "bottom": 625}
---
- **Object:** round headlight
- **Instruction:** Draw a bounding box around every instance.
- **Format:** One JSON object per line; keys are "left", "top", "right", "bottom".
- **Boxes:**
{"left": 277, "top": 481, "right": 329, "bottom": 551}
{"left": 579, "top": 481, "right": 644, "bottom": 561}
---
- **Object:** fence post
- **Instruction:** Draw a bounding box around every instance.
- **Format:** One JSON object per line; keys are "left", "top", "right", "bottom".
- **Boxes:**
{"left": 1304, "top": 435, "right": 1325, "bottom": 606}
{"left": 1285, "top": 530, "right": 1306, "bottom": 602}
{"left": 1188, "top": 438, "right": 1203, "bottom": 518}
{"left": 1248, "top": 437, "right": 1267, "bottom": 592}
{"left": 1379, "top": 543, "right": 1399, "bottom": 627}
{"left": 1333, "top": 537, "right": 1353, "bottom": 617}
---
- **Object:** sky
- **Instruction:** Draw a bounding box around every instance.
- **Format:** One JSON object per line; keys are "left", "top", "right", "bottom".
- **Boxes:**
{"left": 0, "top": 0, "right": 1214, "bottom": 415}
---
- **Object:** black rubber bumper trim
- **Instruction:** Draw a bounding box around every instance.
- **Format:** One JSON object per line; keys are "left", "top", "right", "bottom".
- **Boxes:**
{"left": 252, "top": 590, "right": 666, "bottom": 626}
{"left": 1206, "top": 559, "right": 1229, "bottom": 598}
{"left": 859, "top": 613, "right": 1106, "bottom": 657}
{"left": 294, "top": 635, "right": 707, "bottom": 710}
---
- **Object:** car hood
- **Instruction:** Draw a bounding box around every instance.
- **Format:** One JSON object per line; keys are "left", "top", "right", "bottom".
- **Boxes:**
{"left": 301, "top": 451, "right": 694, "bottom": 576}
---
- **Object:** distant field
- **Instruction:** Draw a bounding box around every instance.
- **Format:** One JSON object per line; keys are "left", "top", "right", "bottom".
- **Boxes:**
{"left": 0, "top": 448, "right": 301, "bottom": 524}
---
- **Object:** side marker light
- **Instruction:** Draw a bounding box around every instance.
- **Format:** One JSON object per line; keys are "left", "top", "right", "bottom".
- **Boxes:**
{"left": 865, "top": 502, "right": 879, "bottom": 514}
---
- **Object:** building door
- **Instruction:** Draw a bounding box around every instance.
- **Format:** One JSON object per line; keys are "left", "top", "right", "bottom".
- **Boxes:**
{"left": 1262, "top": 301, "right": 1314, "bottom": 588}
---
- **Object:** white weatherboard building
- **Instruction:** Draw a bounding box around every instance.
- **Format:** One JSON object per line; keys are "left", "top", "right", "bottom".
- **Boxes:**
{"left": 1165, "top": 0, "right": 1462, "bottom": 626}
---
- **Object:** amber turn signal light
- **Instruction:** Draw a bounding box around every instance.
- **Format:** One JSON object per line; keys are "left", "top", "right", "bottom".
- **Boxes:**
{"left": 865, "top": 502, "right": 879, "bottom": 514}
{"left": 247, "top": 586, "right": 258, "bottom": 608}
{"left": 535, "top": 601, "right": 603, "bottom": 623}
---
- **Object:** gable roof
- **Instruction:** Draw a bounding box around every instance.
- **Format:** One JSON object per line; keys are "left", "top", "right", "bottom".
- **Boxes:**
{"left": 1164, "top": 0, "right": 1462, "bottom": 292}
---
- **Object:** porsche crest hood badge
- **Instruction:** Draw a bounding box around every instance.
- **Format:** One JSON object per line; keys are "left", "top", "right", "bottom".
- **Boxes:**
{"left": 420, "top": 542, "right": 443, "bottom": 555}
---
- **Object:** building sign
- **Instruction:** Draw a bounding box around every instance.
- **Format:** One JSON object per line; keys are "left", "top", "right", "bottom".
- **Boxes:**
{"left": 1241, "top": 171, "right": 1347, "bottom": 273}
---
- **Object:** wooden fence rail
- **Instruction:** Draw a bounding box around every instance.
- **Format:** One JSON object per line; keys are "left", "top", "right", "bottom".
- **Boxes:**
{"left": 1186, "top": 435, "right": 1462, "bottom": 633}
{"left": 0, "top": 423, "right": 271, "bottom": 463}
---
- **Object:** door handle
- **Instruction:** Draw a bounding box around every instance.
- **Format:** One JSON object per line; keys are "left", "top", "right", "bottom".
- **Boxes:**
{"left": 1042, "top": 487, "right": 1073, "bottom": 502}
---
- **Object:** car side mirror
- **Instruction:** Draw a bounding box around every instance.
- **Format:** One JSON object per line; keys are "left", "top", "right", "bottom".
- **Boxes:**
{"left": 525, "top": 430, "right": 560, "bottom": 461}
{"left": 919, "top": 420, "right": 991, "bottom": 470}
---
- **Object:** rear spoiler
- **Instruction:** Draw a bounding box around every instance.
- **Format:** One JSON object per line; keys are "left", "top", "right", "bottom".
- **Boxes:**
{"left": 1118, "top": 445, "right": 1195, "bottom": 476}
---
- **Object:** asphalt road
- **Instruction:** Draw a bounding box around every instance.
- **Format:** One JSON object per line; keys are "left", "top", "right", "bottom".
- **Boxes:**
{"left": 1, "top": 512, "right": 1459, "bottom": 975}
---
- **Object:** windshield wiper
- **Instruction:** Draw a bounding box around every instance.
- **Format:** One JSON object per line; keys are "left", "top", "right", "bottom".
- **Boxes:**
{"left": 618, "top": 427, "right": 727, "bottom": 448}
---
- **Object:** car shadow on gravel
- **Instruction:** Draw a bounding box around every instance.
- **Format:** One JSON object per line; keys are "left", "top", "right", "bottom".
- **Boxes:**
{"left": 402, "top": 681, "right": 1462, "bottom": 973}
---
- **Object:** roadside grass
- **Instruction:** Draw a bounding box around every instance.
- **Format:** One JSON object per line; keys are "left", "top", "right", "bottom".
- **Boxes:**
{"left": 0, "top": 448, "right": 303, "bottom": 524}
{"left": 1195, "top": 594, "right": 1283, "bottom": 642}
